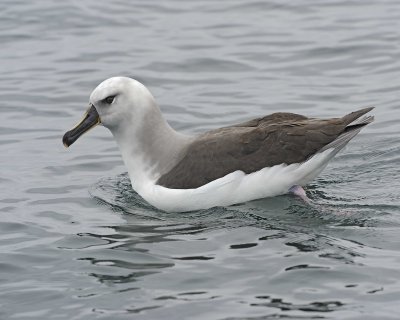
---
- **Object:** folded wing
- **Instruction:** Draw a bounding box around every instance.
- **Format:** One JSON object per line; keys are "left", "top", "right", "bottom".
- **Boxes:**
{"left": 157, "top": 107, "right": 374, "bottom": 189}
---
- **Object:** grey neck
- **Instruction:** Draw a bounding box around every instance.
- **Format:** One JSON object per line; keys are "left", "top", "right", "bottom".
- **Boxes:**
{"left": 111, "top": 107, "right": 193, "bottom": 185}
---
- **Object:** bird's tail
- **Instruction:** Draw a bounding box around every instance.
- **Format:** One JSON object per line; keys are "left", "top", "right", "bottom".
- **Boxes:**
{"left": 342, "top": 106, "right": 375, "bottom": 126}
{"left": 296, "top": 107, "right": 374, "bottom": 186}
{"left": 319, "top": 107, "right": 374, "bottom": 154}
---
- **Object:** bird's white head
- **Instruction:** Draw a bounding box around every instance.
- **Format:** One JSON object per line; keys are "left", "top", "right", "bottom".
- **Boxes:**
{"left": 90, "top": 76, "right": 156, "bottom": 130}
{"left": 63, "top": 76, "right": 158, "bottom": 147}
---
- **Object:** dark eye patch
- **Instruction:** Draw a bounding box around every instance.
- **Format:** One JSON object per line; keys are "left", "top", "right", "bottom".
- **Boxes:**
{"left": 103, "top": 95, "right": 116, "bottom": 104}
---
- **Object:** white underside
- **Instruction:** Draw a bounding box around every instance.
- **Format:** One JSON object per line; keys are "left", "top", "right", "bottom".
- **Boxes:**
{"left": 130, "top": 148, "right": 336, "bottom": 212}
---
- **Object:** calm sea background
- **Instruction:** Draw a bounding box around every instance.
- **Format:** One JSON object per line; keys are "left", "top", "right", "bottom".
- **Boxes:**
{"left": 1, "top": 1, "right": 399, "bottom": 319}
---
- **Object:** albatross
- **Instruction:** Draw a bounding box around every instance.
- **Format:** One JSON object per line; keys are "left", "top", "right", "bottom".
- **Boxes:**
{"left": 63, "top": 77, "right": 374, "bottom": 212}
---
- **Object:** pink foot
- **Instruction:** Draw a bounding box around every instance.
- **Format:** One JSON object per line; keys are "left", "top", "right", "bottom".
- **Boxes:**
{"left": 289, "top": 185, "right": 311, "bottom": 203}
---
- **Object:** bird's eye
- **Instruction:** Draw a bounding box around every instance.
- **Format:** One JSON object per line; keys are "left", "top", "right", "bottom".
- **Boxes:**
{"left": 103, "top": 95, "right": 116, "bottom": 104}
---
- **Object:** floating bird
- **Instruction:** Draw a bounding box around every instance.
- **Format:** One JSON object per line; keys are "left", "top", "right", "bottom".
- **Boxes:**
{"left": 63, "top": 77, "right": 374, "bottom": 212}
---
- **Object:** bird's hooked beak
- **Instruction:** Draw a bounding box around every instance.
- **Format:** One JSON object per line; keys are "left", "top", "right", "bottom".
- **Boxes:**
{"left": 62, "top": 104, "right": 101, "bottom": 148}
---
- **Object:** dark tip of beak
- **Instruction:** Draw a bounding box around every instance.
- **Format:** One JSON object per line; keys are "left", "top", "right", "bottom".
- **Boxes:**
{"left": 62, "top": 104, "right": 100, "bottom": 148}
{"left": 63, "top": 132, "right": 73, "bottom": 148}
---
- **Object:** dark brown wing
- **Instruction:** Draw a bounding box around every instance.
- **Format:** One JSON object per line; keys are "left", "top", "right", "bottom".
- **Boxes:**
{"left": 157, "top": 108, "right": 373, "bottom": 189}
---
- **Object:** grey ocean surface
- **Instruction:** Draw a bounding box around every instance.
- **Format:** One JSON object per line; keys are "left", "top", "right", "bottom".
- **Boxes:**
{"left": 1, "top": 1, "right": 399, "bottom": 319}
